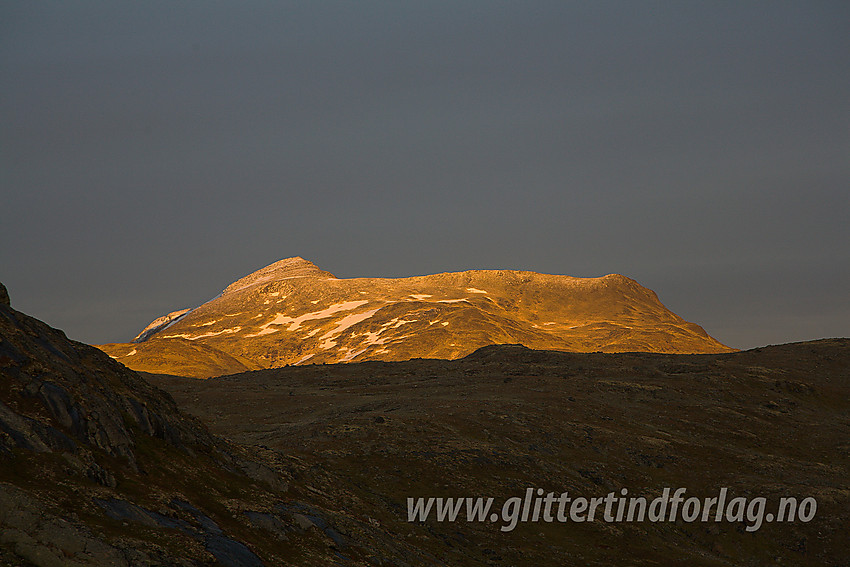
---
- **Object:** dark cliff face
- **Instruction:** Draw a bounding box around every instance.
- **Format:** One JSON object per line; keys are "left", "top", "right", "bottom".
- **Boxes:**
{"left": 0, "top": 283, "right": 251, "bottom": 564}
{"left": 0, "top": 282, "right": 212, "bottom": 468}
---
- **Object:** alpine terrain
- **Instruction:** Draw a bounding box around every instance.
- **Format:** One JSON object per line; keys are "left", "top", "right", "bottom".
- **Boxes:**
{"left": 2, "top": 280, "right": 847, "bottom": 565}
{"left": 98, "top": 257, "right": 733, "bottom": 378}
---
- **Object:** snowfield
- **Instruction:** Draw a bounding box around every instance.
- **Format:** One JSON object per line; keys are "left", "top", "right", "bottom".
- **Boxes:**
{"left": 246, "top": 301, "right": 370, "bottom": 337}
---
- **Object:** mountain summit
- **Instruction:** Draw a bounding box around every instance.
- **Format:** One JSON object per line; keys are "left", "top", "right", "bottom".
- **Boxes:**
{"left": 221, "top": 256, "right": 336, "bottom": 295}
{"left": 98, "top": 258, "right": 734, "bottom": 377}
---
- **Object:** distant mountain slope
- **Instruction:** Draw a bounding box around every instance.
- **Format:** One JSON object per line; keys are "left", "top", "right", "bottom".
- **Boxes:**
{"left": 98, "top": 337, "right": 262, "bottom": 379}
{"left": 99, "top": 257, "right": 734, "bottom": 377}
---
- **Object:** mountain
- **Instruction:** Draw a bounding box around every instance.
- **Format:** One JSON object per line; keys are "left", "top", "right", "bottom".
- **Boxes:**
{"left": 98, "top": 257, "right": 733, "bottom": 378}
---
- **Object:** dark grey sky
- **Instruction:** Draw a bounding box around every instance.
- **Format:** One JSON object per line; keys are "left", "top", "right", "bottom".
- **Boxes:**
{"left": 2, "top": 2, "right": 848, "bottom": 349}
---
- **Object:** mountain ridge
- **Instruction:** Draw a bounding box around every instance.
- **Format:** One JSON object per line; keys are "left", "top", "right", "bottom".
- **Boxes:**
{"left": 98, "top": 257, "right": 734, "bottom": 378}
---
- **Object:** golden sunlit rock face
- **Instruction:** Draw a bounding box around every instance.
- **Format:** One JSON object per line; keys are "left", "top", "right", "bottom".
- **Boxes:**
{"left": 98, "top": 257, "right": 734, "bottom": 378}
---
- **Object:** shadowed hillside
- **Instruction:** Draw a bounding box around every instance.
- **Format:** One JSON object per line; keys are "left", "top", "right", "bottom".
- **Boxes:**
{"left": 148, "top": 339, "right": 850, "bottom": 566}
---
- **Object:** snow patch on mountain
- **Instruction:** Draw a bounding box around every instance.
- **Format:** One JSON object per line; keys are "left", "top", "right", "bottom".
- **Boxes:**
{"left": 110, "top": 348, "right": 137, "bottom": 359}
{"left": 163, "top": 327, "right": 242, "bottom": 340}
{"left": 318, "top": 308, "right": 381, "bottom": 349}
{"left": 294, "top": 353, "right": 315, "bottom": 365}
{"left": 339, "top": 347, "right": 368, "bottom": 362}
{"left": 356, "top": 317, "right": 418, "bottom": 349}
{"left": 133, "top": 308, "right": 193, "bottom": 343}
{"left": 246, "top": 300, "right": 370, "bottom": 337}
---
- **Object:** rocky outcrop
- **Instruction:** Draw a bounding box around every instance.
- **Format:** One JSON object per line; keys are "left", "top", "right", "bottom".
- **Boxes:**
{"left": 0, "top": 283, "right": 211, "bottom": 467}
{"left": 0, "top": 483, "right": 139, "bottom": 567}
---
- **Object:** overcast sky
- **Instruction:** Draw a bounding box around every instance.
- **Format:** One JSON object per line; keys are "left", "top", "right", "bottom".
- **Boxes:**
{"left": 2, "top": 1, "right": 848, "bottom": 349}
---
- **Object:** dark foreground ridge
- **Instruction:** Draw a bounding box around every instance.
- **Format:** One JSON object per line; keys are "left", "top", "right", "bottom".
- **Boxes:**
{"left": 0, "top": 282, "right": 435, "bottom": 566}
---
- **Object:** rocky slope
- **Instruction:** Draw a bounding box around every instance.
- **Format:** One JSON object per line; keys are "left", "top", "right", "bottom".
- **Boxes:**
{"left": 0, "top": 282, "right": 437, "bottom": 566}
{"left": 99, "top": 257, "right": 734, "bottom": 378}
